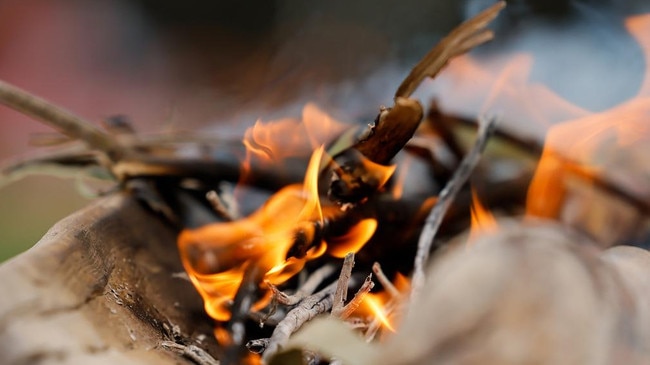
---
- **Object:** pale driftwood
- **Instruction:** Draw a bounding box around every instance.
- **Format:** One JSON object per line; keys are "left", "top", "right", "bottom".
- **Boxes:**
{"left": 0, "top": 193, "right": 220, "bottom": 365}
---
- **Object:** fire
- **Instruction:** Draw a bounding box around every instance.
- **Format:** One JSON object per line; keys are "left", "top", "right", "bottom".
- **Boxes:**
{"left": 327, "top": 219, "right": 378, "bottom": 258}
{"left": 526, "top": 14, "right": 650, "bottom": 218}
{"left": 242, "top": 103, "right": 348, "bottom": 164}
{"left": 469, "top": 187, "right": 498, "bottom": 242}
{"left": 239, "top": 103, "right": 350, "bottom": 186}
{"left": 423, "top": 12, "right": 650, "bottom": 224}
{"left": 178, "top": 147, "right": 327, "bottom": 321}
{"left": 357, "top": 272, "right": 410, "bottom": 334}
{"left": 364, "top": 294, "right": 395, "bottom": 332}
{"left": 178, "top": 105, "right": 382, "bottom": 322}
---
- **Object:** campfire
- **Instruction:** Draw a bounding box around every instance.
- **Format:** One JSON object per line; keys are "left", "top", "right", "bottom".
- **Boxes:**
{"left": 2, "top": 1, "right": 650, "bottom": 364}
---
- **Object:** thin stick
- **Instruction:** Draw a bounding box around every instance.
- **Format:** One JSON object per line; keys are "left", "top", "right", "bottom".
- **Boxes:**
{"left": 266, "top": 263, "right": 337, "bottom": 306}
{"left": 411, "top": 116, "right": 496, "bottom": 301}
{"left": 372, "top": 262, "right": 400, "bottom": 299}
{"left": 260, "top": 280, "right": 340, "bottom": 362}
{"left": 160, "top": 341, "right": 220, "bottom": 365}
{"left": 0, "top": 79, "right": 122, "bottom": 160}
{"left": 206, "top": 190, "right": 236, "bottom": 221}
{"left": 337, "top": 274, "right": 374, "bottom": 319}
{"left": 395, "top": 1, "right": 506, "bottom": 98}
{"left": 331, "top": 253, "right": 355, "bottom": 317}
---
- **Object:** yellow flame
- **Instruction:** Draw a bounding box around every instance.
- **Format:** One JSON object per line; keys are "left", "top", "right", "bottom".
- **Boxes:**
{"left": 469, "top": 188, "right": 498, "bottom": 242}
{"left": 364, "top": 294, "right": 395, "bottom": 332}
{"left": 327, "top": 219, "right": 378, "bottom": 258}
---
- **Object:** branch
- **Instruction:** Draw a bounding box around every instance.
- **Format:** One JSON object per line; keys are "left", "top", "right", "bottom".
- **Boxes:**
{"left": 331, "top": 253, "right": 355, "bottom": 317}
{"left": 260, "top": 281, "right": 339, "bottom": 362}
{"left": 336, "top": 274, "right": 374, "bottom": 320}
{"left": 411, "top": 116, "right": 496, "bottom": 301}
{"left": 395, "top": 1, "right": 506, "bottom": 98}
{"left": 0, "top": 79, "right": 123, "bottom": 160}
{"left": 327, "top": 2, "right": 505, "bottom": 205}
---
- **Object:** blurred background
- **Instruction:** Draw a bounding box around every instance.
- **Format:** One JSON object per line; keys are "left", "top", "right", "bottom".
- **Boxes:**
{"left": 1, "top": 0, "right": 649, "bottom": 262}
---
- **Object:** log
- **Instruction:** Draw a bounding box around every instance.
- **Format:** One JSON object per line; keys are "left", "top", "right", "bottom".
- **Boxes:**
{"left": 0, "top": 193, "right": 220, "bottom": 365}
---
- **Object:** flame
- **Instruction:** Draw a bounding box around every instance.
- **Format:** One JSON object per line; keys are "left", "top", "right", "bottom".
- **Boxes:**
{"left": 469, "top": 187, "right": 498, "bottom": 242}
{"left": 178, "top": 105, "right": 383, "bottom": 322}
{"left": 526, "top": 14, "right": 650, "bottom": 218}
{"left": 327, "top": 219, "right": 378, "bottom": 258}
{"left": 178, "top": 147, "right": 327, "bottom": 321}
{"left": 357, "top": 273, "right": 410, "bottom": 334}
{"left": 364, "top": 294, "right": 395, "bottom": 332}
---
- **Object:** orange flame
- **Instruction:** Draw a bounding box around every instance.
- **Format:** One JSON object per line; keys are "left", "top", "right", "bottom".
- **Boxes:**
{"left": 327, "top": 219, "right": 378, "bottom": 258}
{"left": 178, "top": 105, "right": 382, "bottom": 322}
{"left": 178, "top": 147, "right": 327, "bottom": 321}
{"left": 364, "top": 294, "right": 395, "bottom": 332}
{"left": 526, "top": 14, "right": 650, "bottom": 218}
{"left": 357, "top": 273, "right": 410, "bottom": 334}
{"left": 469, "top": 187, "right": 498, "bottom": 242}
{"left": 240, "top": 103, "right": 350, "bottom": 184}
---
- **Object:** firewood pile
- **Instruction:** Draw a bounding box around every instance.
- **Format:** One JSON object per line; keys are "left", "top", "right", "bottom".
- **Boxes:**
{"left": 2, "top": 2, "right": 650, "bottom": 364}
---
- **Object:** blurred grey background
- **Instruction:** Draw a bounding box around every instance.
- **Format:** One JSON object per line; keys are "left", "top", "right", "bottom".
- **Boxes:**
{"left": 1, "top": 0, "right": 649, "bottom": 261}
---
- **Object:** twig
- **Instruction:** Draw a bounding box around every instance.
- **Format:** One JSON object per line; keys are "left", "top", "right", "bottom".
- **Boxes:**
{"left": 395, "top": 1, "right": 506, "bottom": 98}
{"left": 206, "top": 190, "right": 236, "bottom": 221}
{"left": 0, "top": 79, "right": 123, "bottom": 160}
{"left": 160, "top": 341, "right": 220, "bottom": 365}
{"left": 411, "top": 116, "right": 496, "bottom": 301}
{"left": 260, "top": 280, "right": 340, "bottom": 362}
{"left": 266, "top": 263, "right": 337, "bottom": 306}
{"left": 372, "top": 262, "right": 400, "bottom": 299}
{"left": 331, "top": 253, "right": 355, "bottom": 317}
{"left": 337, "top": 274, "right": 374, "bottom": 320}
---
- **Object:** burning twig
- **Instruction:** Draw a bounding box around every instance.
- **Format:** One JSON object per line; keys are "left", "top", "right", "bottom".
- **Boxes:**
{"left": 411, "top": 116, "right": 497, "bottom": 301}
{"left": 160, "top": 341, "right": 220, "bottom": 365}
{"left": 327, "top": 1, "right": 506, "bottom": 205}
